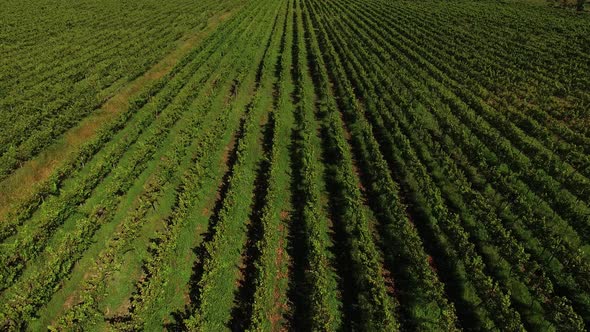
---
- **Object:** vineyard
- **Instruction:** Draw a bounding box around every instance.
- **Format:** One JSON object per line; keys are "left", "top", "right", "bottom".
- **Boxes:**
{"left": 1, "top": 0, "right": 589, "bottom": 330}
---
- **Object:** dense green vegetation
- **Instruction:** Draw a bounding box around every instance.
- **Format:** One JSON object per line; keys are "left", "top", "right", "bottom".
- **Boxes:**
{"left": 0, "top": 0, "right": 237, "bottom": 180}
{"left": 0, "top": 0, "right": 589, "bottom": 330}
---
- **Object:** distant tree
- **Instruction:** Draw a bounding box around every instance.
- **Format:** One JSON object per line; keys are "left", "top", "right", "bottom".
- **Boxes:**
{"left": 576, "top": 0, "right": 585, "bottom": 11}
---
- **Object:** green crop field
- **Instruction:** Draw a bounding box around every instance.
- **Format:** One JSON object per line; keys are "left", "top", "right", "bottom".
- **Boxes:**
{"left": 0, "top": 0, "right": 589, "bottom": 330}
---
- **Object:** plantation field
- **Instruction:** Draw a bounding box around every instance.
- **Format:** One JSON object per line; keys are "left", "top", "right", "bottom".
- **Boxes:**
{"left": 1, "top": 0, "right": 590, "bottom": 330}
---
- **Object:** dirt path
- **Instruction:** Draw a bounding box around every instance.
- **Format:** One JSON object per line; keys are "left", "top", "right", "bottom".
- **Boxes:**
{"left": 0, "top": 9, "right": 237, "bottom": 220}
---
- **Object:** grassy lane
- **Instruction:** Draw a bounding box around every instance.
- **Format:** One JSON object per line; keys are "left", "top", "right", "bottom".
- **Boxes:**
{"left": 246, "top": 1, "right": 294, "bottom": 330}
{"left": 296, "top": 0, "right": 399, "bottom": 330}
{"left": 224, "top": 3, "right": 290, "bottom": 331}
{"left": 178, "top": 2, "right": 285, "bottom": 330}
{"left": 283, "top": 0, "right": 345, "bottom": 330}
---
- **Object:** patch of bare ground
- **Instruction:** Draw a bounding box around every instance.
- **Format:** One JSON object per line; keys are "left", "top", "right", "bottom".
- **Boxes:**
{"left": 166, "top": 122, "right": 242, "bottom": 328}
{"left": 61, "top": 293, "right": 80, "bottom": 313}
{"left": 270, "top": 221, "right": 290, "bottom": 332}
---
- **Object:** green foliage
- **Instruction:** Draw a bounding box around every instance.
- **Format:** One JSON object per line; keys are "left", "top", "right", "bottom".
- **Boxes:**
{"left": 0, "top": 0, "right": 236, "bottom": 180}
{"left": 1, "top": 0, "right": 590, "bottom": 331}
